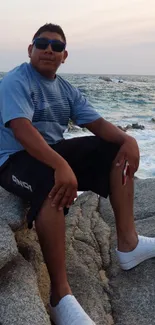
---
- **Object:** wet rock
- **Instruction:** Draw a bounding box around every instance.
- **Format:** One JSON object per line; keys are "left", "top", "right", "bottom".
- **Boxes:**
{"left": 132, "top": 123, "right": 145, "bottom": 130}
{"left": 117, "top": 123, "right": 145, "bottom": 132}
{"left": 67, "top": 120, "right": 87, "bottom": 133}
{"left": 99, "top": 76, "right": 112, "bottom": 82}
{"left": 67, "top": 123, "right": 81, "bottom": 132}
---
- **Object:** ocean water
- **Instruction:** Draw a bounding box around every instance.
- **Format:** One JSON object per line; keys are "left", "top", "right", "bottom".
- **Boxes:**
{"left": 0, "top": 72, "right": 155, "bottom": 179}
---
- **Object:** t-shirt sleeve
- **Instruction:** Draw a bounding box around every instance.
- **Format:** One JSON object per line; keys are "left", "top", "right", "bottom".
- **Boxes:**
{"left": 0, "top": 75, "right": 34, "bottom": 127}
{"left": 70, "top": 88, "right": 101, "bottom": 126}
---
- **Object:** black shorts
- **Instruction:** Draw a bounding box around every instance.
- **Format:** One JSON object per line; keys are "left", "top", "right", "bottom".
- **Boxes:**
{"left": 0, "top": 136, "right": 119, "bottom": 228}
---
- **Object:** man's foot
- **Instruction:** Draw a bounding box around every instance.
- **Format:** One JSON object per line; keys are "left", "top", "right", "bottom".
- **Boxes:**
{"left": 116, "top": 235, "right": 155, "bottom": 270}
{"left": 50, "top": 294, "right": 96, "bottom": 325}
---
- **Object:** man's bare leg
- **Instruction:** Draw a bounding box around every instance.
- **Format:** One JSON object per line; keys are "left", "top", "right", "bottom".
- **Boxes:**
{"left": 109, "top": 163, "right": 138, "bottom": 252}
{"left": 35, "top": 197, "right": 72, "bottom": 306}
{"left": 35, "top": 196, "right": 96, "bottom": 324}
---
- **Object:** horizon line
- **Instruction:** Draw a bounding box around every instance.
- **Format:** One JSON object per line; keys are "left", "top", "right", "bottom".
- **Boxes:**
{"left": 0, "top": 70, "right": 155, "bottom": 77}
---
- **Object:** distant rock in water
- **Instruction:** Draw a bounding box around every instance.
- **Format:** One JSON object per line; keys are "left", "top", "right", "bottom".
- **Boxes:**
{"left": 118, "top": 123, "right": 145, "bottom": 132}
{"left": 67, "top": 120, "right": 81, "bottom": 132}
{"left": 99, "top": 76, "right": 112, "bottom": 82}
{"left": 151, "top": 118, "right": 155, "bottom": 122}
{"left": 99, "top": 76, "right": 123, "bottom": 83}
{"left": 68, "top": 124, "right": 81, "bottom": 132}
{"left": 67, "top": 120, "right": 145, "bottom": 134}
{"left": 132, "top": 123, "right": 145, "bottom": 130}
{"left": 67, "top": 120, "right": 87, "bottom": 133}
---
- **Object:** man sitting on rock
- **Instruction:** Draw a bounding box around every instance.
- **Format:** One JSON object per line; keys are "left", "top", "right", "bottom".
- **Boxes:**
{"left": 0, "top": 23, "right": 155, "bottom": 325}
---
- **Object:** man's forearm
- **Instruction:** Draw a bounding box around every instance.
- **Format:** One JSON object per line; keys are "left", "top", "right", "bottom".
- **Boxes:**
{"left": 10, "top": 118, "right": 66, "bottom": 169}
{"left": 83, "top": 117, "right": 130, "bottom": 145}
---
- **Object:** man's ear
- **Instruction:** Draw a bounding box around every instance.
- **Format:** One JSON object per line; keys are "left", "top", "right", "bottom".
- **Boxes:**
{"left": 62, "top": 50, "right": 68, "bottom": 64}
{"left": 28, "top": 44, "right": 33, "bottom": 58}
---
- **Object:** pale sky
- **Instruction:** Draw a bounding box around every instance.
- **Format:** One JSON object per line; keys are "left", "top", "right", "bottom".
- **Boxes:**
{"left": 0, "top": 0, "right": 155, "bottom": 74}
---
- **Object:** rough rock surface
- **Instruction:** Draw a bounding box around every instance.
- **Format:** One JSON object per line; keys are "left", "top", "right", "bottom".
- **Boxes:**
{"left": 15, "top": 225, "right": 50, "bottom": 312}
{"left": 0, "top": 187, "right": 51, "bottom": 325}
{"left": 0, "top": 221, "right": 18, "bottom": 270}
{"left": 0, "top": 255, "right": 51, "bottom": 325}
{"left": 65, "top": 192, "right": 113, "bottom": 325}
{"left": 99, "top": 178, "right": 155, "bottom": 325}
{"left": 0, "top": 187, "right": 26, "bottom": 231}
{"left": 0, "top": 178, "right": 155, "bottom": 324}
{"left": 117, "top": 123, "right": 145, "bottom": 132}
{"left": 99, "top": 178, "right": 155, "bottom": 225}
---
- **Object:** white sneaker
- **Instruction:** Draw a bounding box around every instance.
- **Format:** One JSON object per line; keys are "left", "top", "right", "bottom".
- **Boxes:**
{"left": 116, "top": 235, "right": 155, "bottom": 270}
{"left": 50, "top": 294, "right": 96, "bottom": 325}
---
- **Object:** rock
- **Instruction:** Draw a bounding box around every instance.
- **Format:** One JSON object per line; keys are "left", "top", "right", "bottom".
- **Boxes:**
{"left": 1, "top": 179, "right": 155, "bottom": 324}
{"left": 117, "top": 123, "right": 145, "bottom": 132}
{"left": 68, "top": 124, "right": 81, "bottom": 132}
{"left": 0, "top": 186, "right": 51, "bottom": 322}
{"left": 109, "top": 216, "right": 155, "bottom": 325}
{"left": 0, "top": 221, "right": 18, "bottom": 270}
{"left": 67, "top": 121, "right": 145, "bottom": 135}
{"left": 99, "top": 178, "right": 155, "bottom": 325}
{"left": 67, "top": 119, "right": 81, "bottom": 132}
{"left": 66, "top": 120, "right": 87, "bottom": 133}
{"left": 151, "top": 118, "right": 155, "bottom": 122}
{"left": 126, "top": 124, "right": 132, "bottom": 130}
{"left": 99, "top": 178, "right": 155, "bottom": 226}
{"left": 132, "top": 123, "right": 145, "bottom": 130}
{"left": 15, "top": 226, "right": 50, "bottom": 311}
{"left": 0, "top": 255, "right": 51, "bottom": 325}
{"left": 0, "top": 187, "right": 26, "bottom": 231}
{"left": 99, "top": 76, "right": 112, "bottom": 82}
{"left": 65, "top": 192, "right": 113, "bottom": 325}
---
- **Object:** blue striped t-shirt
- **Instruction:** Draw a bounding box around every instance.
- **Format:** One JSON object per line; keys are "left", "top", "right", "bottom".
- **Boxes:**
{"left": 0, "top": 62, "right": 101, "bottom": 166}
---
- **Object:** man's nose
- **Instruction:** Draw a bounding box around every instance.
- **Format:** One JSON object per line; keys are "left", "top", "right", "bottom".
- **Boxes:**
{"left": 45, "top": 44, "right": 53, "bottom": 53}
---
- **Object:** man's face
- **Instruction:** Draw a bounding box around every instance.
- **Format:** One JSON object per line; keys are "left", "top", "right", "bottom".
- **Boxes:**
{"left": 28, "top": 31, "right": 68, "bottom": 78}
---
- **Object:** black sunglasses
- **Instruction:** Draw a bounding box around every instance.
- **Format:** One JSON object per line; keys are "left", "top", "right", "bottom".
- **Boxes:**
{"left": 33, "top": 38, "right": 66, "bottom": 52}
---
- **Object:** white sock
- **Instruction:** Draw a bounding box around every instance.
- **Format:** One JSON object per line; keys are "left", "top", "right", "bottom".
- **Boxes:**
{"left": 50, "top": 294, "right": 96, "bottom": 325}
{"left": 116, "top": 235, "right": 155, "bottom": 270}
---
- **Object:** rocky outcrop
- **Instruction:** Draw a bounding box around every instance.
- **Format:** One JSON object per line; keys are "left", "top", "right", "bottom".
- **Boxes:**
{"left": 118, "top": 123, "right": 145, "bottom": 132}
{"left": 99, "top": 178, "right": 155, "bottom": 325}
{"left": 67, "top": 121, "right": 145, "bottom": 134}
{"left": 67, "top": 120, "right": 87, "bottom": 133}
{"left": 99, "top": 76, "right": 112, "bottom": 82}
{"left": 0, "top": 187, "right": 51, "bottom": 325}
{"left": 65, "top": 193, "right": 113, "bottom": 325}
{"left": 0, "top": 179, "right": 155, "bottom": 324}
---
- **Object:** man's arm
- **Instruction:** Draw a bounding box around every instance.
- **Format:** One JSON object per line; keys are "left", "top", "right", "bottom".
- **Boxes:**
{"left": 83, "top": 117, "right": 129, "bottom": 145}
{"left": 10, "top": 118, "right": 66, "bottom": 169}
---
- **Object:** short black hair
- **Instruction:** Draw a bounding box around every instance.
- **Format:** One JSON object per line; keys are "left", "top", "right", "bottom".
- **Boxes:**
{"left": 32, "top": 23, "right": 66, "bottom": 43}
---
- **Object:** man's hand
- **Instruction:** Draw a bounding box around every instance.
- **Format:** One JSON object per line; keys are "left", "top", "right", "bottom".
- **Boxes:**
{"left": 10, "top": 118, "right": 78, "bottom": 210}
{"left": 49, "top": 161, "right": 78, "bottom": 210}
{"left": 114, "top": 136, "right": 140, "bottom": 177}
